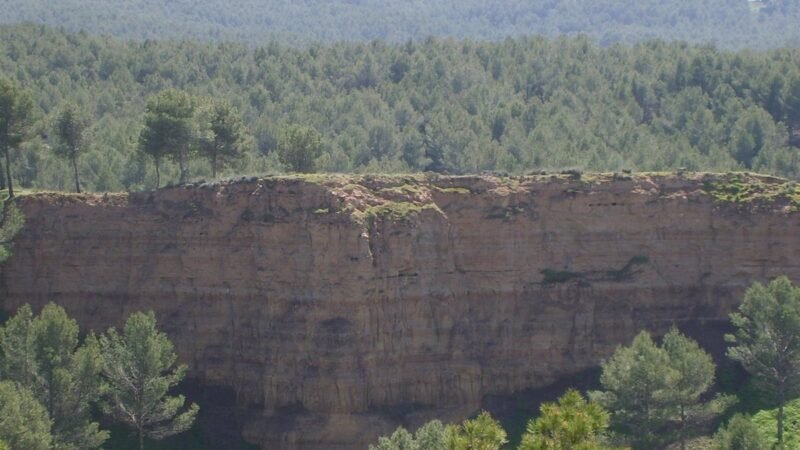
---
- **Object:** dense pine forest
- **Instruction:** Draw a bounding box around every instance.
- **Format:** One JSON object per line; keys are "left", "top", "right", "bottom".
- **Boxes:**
{"left": 2, "top": 0, "right": 800, "bottom": 48}
{"left": 4, "top": 2, "right": 800, "bottom": 448}
{"left": 1, "top": 25, "right": 800, "bottom": 192}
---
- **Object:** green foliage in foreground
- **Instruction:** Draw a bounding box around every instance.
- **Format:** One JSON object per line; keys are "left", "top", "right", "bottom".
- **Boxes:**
{"left": 0, "top": 304, "right": 197, "bottom": 450}
{"left": 370, "top": 412, "right": 508, "bottom": 450}
{"left": 2, "top": 25, "right": 800, "bottom": 192}
{"left": 750, "top": 398, "right": 800, "bottom": 449}
{"left": 0, "top": 304, "right": 107, "bottom": 449}
{"left": 98, "top": 311, "right": 199, "bottom": 450}
{"left": 451, "top": 412, "right": 508, "bottom": 450}
{"left": 713, "top": 414, "right": 769, "bottom": 450}
{"left": 0, "top": 380, "right": 52, "bottom": 450}
{"left": 591, "top": 328, "right": 720, "bottom": 449}
{"left": 714, "top": 416, "right": 765, "bottom": 450}
{"left": 519, "top": 390, "right": 617, "bottom": 450}
{"left": 726, "top": 276, "right": 800, "bottom": 447}
{"left": 369, "top": 420, "right": 452, "bottom": 450}
{"left": 369, "top": 327, "right": 730, "bottom": 450}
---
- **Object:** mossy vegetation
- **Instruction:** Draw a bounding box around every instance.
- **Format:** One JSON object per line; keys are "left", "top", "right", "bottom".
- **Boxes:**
{"left": 702, "top": 173, "right": 800, "bottom": 210}
{"left": 365, "top": 201, "right": 425, "bottom": 221}
{"left": 368, "top": 202, "right": 422, "bottom": 221}
{"left": 751, "top": 398, "right": 800, "bottom": 448}
{"left": 0, "top": 192, "right": 25, "bottom": 263}
{"left": 378, "top": 184, "right": 426, "bottom": 197}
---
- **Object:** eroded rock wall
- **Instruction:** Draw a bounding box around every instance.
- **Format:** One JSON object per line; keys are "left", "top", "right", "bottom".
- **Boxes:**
{"left": 2, "top": 173, "right": 799, "bottom": 449}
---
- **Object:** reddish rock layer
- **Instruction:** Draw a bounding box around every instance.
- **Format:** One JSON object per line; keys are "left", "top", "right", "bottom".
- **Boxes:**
{"left": 2, "top": 173, "right": 799, "bottom": 449}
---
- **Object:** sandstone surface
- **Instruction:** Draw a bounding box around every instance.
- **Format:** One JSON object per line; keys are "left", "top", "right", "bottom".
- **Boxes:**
{"left": 2, "top": 172, "right": 799, "bottom": 449}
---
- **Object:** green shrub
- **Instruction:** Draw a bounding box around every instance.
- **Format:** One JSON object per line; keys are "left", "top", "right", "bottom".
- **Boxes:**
{"left": 713, "top": 414, "right": 769, "bottom": 450}
{"left": 750, "top": 399, "right": 800, "bottom": 449}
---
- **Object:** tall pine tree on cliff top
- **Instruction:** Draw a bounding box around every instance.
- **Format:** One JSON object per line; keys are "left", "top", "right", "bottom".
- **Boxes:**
{"left": 0, "top": 77, "right": 33, "bottom": 198}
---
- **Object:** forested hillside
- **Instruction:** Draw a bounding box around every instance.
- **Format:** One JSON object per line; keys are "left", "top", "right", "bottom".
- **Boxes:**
{"left": 2, "top": 25, "right": 800, "bottom": 192}
{"left": 2, "top": 0, "right": 800, "bottom": 48}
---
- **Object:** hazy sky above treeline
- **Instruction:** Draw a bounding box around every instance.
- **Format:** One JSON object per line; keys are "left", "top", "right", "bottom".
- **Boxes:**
{"left": 2, "top": 0, "right": 799, "bottom": 48}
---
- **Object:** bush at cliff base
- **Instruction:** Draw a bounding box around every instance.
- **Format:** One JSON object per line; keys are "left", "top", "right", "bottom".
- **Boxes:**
{"left": 750, "top": 398, "right": 800, "bottom": 448}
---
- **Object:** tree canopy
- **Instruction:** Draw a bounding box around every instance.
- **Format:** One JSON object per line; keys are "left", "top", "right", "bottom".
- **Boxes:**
{"left": 0, "top": 76, "right": 34, "bottom": 197}
{"left": 591, "top": 329, "right": 718, "bottom": 449}
{"left": 2, "top": 25, "right": 800, "bottom": 191}
{"left": 98, "top": 311, "right": 198, "bottom": 450}
{"left": 713, "top": 414, "right": 769, "bottom": 450}
{"left": 519, "top": 389, "right": 614, "bottom": 450}
{"left": 0, "top": 381, "right": 52, "bottom": 450}
{"left": 0, "top": 305, "right": 197, "bottom": 450}
{"left": 726, "top": 276, "right": 800, "bottom": 448}
{"left": 52, "top": 104, "right": 90, "bottom": 193}
{"left": 139, "top": 89, "right": 196, "bottom": 186}
{"left": 450, "top": 411, "right": 508, "bottom": 450}
{"left": 0, "top": 304, "right": 107, "bottom": 449}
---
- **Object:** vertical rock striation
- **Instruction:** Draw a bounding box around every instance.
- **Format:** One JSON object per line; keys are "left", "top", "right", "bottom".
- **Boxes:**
{"left": 2, "top": 173, "right": 800, "bottom": 449}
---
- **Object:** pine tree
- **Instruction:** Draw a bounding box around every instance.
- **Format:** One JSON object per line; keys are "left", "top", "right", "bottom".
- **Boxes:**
{"left": 519, "top": 389, "right": 614, "bottom": 450}
{"left": 662, "top": 327, "right": 716, "bottom": 450}
{"left": 0, "top": 77, "right": 34, "bottom": 198}
{"left": 52, "top": 104, "right": 90, "bottom": 193}
{"left": 139, "top": 90, "right": 195, "bottom": 187}
{"left": 0, "top": 381, "right": 53, "bottom": 450}
{"left": 98, "top": 311, "right": 198, "bottom": 450}
{"left": 590, "top": 332, "right": 672, "bottom": 447}
{"left": 0, "top": 304, "right": 107, "bottom": 450}
{"left": 449, "top": 411, "right": 507, "bottom": 450}
{"left": 726, "top": 277, "right": 800, "bottom": 449}
{"left": 277, "top": 124, "right": 323, "bottom": 173}
{"left": 197, "top": 100, "right": 247, "bottom": 178}
{"left": 713, "top": 414, "right": 768, "bottom": 450}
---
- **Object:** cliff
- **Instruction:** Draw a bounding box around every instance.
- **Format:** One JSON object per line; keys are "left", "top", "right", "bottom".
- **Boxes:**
{"left": 2, "top": 172, "right": 800, "bottom": 449}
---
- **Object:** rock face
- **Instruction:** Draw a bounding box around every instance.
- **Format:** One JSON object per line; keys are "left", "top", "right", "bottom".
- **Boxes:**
{"left": 2, "top": 173, "right": 800, "bottom": 449}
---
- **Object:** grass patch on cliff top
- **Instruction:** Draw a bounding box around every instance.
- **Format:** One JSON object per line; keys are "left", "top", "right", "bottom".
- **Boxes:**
{"left": 1, "top": 188, "right": 48, "bottom": 198}
{"left": 365, "top": 201, "right": 425, "bottom": 221}
{"left": 378, "top": 184, "right": 426, "bottom": 197}
{"left": 701, "top": 172, "right": 800, "bottom": 210}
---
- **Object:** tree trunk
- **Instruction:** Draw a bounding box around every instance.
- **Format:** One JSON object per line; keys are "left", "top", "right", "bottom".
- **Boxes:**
{"left": 778, "top": 384, "right": 785, "bottom": 449}
{"left": 4, "top": 146, "right": 13, "bottom": 198}
{"left": 0, "top": 156, "right": 5, "bottom": 190}
{"left": 178, "top": 149, "right": 186, "bottom": 184}
{"left": 212, "top": 151, "right": 217, "bottom": 179}
{"left": 155, "top": 159, "right": 161, "bottom": 189}
{"left": 679, "top": 404, "right": 686, "bottom": 450}
{"left": 71, "top": 155, "right": 81, "bottom": 193}
{"left": 139, "top": 426, "right": 144, "bottom": 450}
{"left": 47, "top": 371, "right": 55, "bottom": 426}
